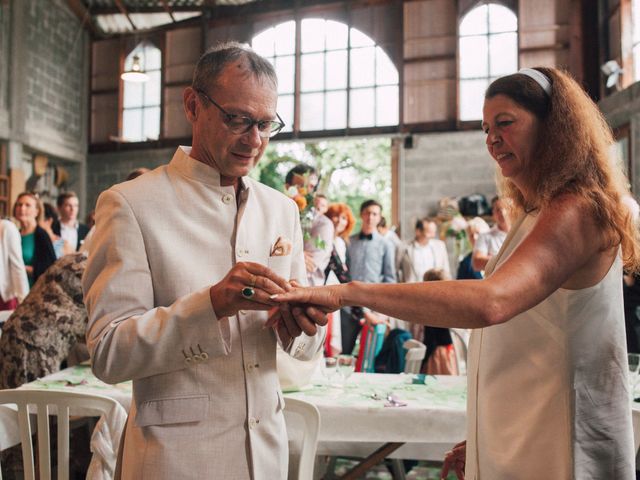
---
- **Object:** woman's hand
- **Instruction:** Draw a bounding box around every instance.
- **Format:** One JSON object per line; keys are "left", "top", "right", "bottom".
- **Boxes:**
{"left": 271, "top": 284, "right": 344, "bottom": 313}
{"left": 441, "top": 440, "right": 466, "bottom": 480}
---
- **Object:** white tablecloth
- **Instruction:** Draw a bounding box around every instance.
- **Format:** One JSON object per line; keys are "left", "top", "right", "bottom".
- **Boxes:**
{"left": 7, "top": 366, "right": 466, "bottom": 461}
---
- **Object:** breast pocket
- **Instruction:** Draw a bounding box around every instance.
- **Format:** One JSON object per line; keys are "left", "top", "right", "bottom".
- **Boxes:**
{"left": 268, "top": 255, "right": 292, "bottom": 280}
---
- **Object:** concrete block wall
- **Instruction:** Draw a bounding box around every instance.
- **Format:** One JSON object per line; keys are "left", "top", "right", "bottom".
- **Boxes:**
{"left": 86, "top": 147, "right": 177, "bottom": 212}
{"left": 0, "top": 0, "right": 88, "bottom": 212}
{"left": 399, "top": 130, "right": 497, "bottom": 240}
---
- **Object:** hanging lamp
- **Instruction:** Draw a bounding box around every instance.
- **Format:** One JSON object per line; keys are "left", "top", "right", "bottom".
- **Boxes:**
{"left": 121, "top": 54, "right": 148, "bottom": 83}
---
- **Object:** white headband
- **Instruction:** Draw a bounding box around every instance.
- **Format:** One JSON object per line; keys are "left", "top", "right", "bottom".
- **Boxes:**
{"left": 518, "top": 68, "right": 552, "bottom": 96}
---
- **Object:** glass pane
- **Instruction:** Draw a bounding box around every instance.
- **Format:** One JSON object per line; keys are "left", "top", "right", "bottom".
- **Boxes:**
{"left": 326, "top": 20, "right": 348, "bottom": 50}
{"left": 143, "top": 107, "right": 160, "bottom": 140}
{"left": 459, "top": 36, "right": 488, "bottom": 79}
{"left": 300, "top": 92, "right": 325, "bottom": 131}
{"left": 350, "top": 47, "right": 375, "bottom": 87}
{"left": 350, "top": 27, "right": 375, "bottom": 48}
{"left": 252, "top": 27, "right": 275, "bottom": 57}
{"left": 144, "top": 44, "right": 161, "bottom": 70}
{"left": 301, "top": 18, "right": 326, "bottom": 53}
{"left": 459, "top": 79, "right": 488, "bottom": 121}
{"left": 489, "top": 4, "right": 517, "bottom": 33}
{"left": 123, "top": 81, "right": 144, "bottom": 108}
{"left": 301, "top": 52, "right": 324, "bottom": 92}
{"left": 144, "top": 70, "right": 161, "bottom": 106}
{"left": 277, "top": 94, "right": 294, "bottom": 132}
{"left": 375, "top": 47, "right": 399, "bottom": 85}
{"left": 275, "top": 21, "right": 295, "bottom": 55}
{"left": 326, "top": 50, "right": 347, "bottom": 89}
{"left": 275, "top": 55, "right": 295, "bottom": 94}
{"left": 376, "top": 86, "right": 399, "bottom": 126}
{"left": 460, "top": 5, "right": 488, "bottom": 36}
{"left": 122, "top": 108, "right": 143, "bottom": 141}
{"left": 349, "top": 88, "right": 374, "bottom": 128}
{"left": 325, "top": 90, "right": 347, "bottom": 129}
{"left": 489, "top": 33, "right": 517, "bottom": 76}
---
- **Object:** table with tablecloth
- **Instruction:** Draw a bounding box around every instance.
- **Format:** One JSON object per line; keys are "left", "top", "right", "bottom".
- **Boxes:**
{"left": 5, "top": 365, "right": 640, "bottom": 469}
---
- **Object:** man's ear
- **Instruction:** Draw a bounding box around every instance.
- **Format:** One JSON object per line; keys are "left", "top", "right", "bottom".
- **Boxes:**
{"left": 184, "top": 87, "right": 198, "bottom": 124}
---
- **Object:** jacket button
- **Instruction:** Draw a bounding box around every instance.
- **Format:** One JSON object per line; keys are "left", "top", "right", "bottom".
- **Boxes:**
{"left": 200, "top": 352, "right": 209, "bottom": 361}
{"left": 222, "top": 194, "right": 233, "bottom": 204}
{"left": 184, "top": 356, "right": 192, "bottom": 365}
{"left": 236, "top": 248, "right": 244, "bottom": 257}
{"left": 248, "top": 417, "right": 259, "bottom": 429}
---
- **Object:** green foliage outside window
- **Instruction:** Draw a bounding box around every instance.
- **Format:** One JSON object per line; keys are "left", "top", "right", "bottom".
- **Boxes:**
{"left": 250, "top": 138, "right": 392, "bottom": 231}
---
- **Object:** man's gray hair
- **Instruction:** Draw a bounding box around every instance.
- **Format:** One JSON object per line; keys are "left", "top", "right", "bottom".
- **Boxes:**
{"left": 192, "top": 41, "right": 277, "bottom": 92}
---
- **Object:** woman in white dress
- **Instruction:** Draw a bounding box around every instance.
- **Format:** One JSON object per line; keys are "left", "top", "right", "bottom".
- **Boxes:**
{"left": 274, "top": 67, "right": 640, "bottom": 479}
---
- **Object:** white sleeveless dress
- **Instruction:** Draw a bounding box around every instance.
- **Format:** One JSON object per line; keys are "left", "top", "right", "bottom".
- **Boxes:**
{"left": 465, "top": 213, "right": 635, "bottom": 479}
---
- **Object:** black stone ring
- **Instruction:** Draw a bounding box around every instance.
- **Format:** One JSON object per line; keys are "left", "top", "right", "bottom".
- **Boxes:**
{"left": 241, "top": 287, "right": 255, "bottom": 299}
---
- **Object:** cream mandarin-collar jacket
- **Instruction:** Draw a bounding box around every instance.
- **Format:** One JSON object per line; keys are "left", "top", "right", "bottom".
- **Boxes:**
{"left": 83, "top": 147, "right": 325, "bottom": 480}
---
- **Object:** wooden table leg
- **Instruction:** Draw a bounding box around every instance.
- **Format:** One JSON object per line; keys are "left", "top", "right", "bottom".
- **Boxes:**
{"left": 340, "top": 442, "right": 404, "bottom": 480}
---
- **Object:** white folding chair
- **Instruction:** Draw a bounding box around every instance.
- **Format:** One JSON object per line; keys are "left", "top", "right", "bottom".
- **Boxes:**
{"left": 0, "top": 389, "right": 120, "bottom": 480}
{"left": 403, "top": 339, "right": 426, "bottom": 374}
{"left": 449, "top": 328, "right": 470, "bottom": 375}
{"left": 283, "top": 397, "right": 321, "bottom": 480}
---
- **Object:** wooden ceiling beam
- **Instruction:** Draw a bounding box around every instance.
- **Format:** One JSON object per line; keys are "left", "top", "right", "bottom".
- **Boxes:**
{"left": 114, "top": 0, "right": 137, "bottom": 30}
{"left": 65, "top": 0, "right": 99, "bottom": 37}
{"left": 160, "top": 0, "right": 177, "bottom": 22}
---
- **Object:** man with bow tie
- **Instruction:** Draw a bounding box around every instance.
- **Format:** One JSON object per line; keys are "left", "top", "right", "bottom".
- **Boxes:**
{"left": 342, "top": 199, "right": 396, "bottom": 355}
{"left": 83, "top": 42, "right": 326, "bottom": 480}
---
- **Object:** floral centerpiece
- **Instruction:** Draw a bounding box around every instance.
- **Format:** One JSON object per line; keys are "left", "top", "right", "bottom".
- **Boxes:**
{"left": 284, "top": 173, "right": 326, "bottom": 250}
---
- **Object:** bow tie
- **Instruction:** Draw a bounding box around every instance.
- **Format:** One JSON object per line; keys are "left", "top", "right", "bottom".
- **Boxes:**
{"left": 359, "top": 233, "right": 373, "bottom": 240}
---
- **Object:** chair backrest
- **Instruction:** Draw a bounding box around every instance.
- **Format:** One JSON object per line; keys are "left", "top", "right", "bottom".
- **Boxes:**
{"left": 355, "top": 323, "right": 387, "bottom": 373}
{"left": 402, "top": 339, "right": 426, "bottom": 374}
{"left": 283, "top": 397, "right": 321, "bottom": 480}
{"left": 449, "top": 328, "right": 469, "bottom": 375}
{"left": 0, "top": 389, "right": 120, "bottom": 480}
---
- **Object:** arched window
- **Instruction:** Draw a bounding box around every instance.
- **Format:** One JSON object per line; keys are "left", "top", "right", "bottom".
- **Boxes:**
{"left": 252, "top": 18, "right": 399, "bottom": 134}
{"left": 122, "top": 42, "right": 161, "bottom": 142}
{"left": 459, "top": 3, "right": 518, "bottom": 121}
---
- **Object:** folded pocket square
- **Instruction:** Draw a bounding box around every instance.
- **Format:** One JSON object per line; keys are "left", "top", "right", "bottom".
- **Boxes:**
{"left": 271, "top": 236, "right": 292, "bottom": 256}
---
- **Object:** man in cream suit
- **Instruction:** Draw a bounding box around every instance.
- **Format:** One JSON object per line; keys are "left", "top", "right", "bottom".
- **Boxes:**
{"left": 396, "top": 217, "right": 451, "bottom": 283}
{"left": 83, "top": 42, "right": 326, "bottom": 480}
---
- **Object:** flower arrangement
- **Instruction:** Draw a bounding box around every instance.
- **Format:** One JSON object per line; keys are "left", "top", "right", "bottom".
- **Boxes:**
{"left": 285, "top": 173, "right": 326, "bottom": 250}
{"left": 444, "top": 214, "right": 470, "bottom": 261}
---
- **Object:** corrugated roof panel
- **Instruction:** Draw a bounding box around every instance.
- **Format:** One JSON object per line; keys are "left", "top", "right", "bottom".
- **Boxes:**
{"left": 129, "top": 12, "right": 172, "bottom": 30}
{"left": 95, "top": 14, "right": 134, "bottom": 34}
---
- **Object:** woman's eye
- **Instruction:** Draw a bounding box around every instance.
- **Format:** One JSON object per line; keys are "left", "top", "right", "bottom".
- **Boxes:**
{"left": 498, "top": 120, "right": 513, "bottom": 127}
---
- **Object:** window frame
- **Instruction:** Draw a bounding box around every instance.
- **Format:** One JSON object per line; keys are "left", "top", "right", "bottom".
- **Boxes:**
{"left": 251, "top": 15, "right": 401, "bottom": 140}
{"left": 119, "top": 39, "right": 164, "bottom": 144}
{"left": 457, "top": 1, "right": 519, "bottom": 125}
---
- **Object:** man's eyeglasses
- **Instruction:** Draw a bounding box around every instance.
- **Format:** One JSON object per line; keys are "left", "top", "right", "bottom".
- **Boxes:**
{"left": 195, "top": 89, "right": 285, "bottom": 138}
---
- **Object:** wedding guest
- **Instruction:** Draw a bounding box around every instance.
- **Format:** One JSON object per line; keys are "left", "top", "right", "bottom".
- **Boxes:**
{"left": 275, "top": 67, "right": 639, "bottom": 479}
{"left": 378, "top": 216, "right": 403, "bottom": 253}
{"left": 456, "top": 216, "right": 490, "bottom": 280}
{"left": 52, "top": 192, "right": 90, "bottom": 251}
{"left": 40, "top": 202, "right": 74, "bottom": 259}
{"left": 13, "top": 192, "right": 56, "bottom": 286}
{"left": 397, "top": 218, "right": 451, "bottom": 282}
{"left": 471, "top": 196, "right": 511, "bottom": 272}
{"left": 0, "top": 218, "right": 29, "bottom": 310}
{"left": 324, "top": 202, "right": 359, "bottom": 356}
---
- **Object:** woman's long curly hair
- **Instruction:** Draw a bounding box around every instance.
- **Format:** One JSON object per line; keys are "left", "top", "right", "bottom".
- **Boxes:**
{"left": 486, "top": 67, "right": 640, "bottom": 272}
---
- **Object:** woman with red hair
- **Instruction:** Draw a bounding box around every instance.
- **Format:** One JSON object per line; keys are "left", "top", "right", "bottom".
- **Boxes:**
{"left": 323, "top": 203, "right": 361, "bottom": 355}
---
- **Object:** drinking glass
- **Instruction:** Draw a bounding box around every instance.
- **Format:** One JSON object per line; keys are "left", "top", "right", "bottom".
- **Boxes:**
{"left": 629, "top": 353, "right": 640, "bottom": 395}
{"left": 337, "top": 354, "right": 356, "bottom": 387}
{"left": 322, "top": 357, "right": 338, "bottom": 387}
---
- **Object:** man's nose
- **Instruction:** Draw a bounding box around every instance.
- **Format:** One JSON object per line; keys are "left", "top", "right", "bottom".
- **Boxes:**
{"left": 241, "top": 124, "right": 262, "bottom": 147}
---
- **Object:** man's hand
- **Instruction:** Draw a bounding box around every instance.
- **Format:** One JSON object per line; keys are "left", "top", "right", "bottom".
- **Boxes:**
{"left": 209, "top": 262, "right": 291, "bottom": 318}
{"left": 265, "top": 280, "right": 329, "bottom": 340}
{"left": 303, "top": 251, "right": 317, "bottom": 273}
